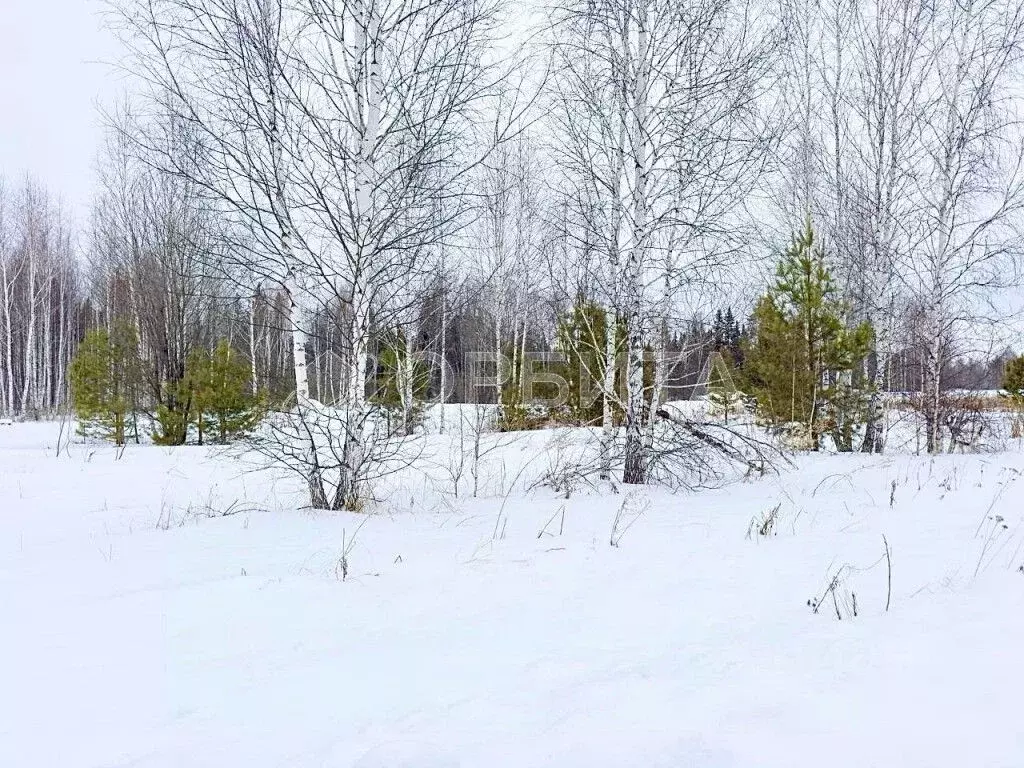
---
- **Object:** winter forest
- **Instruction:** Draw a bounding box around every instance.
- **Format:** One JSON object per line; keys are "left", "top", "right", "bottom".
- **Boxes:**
{"left": 5, "top": 0, "right": 1024, "bottom": 764}
{"left": 1, "top": 0, "right": 1021, "bottom": 480}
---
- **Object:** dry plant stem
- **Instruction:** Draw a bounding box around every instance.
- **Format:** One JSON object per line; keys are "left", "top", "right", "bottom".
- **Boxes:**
{"left": 882, "top": 534, "right": 892, "bottom": 612}
{"left": 537, "top": 505, "right": 566, "bottom": 539}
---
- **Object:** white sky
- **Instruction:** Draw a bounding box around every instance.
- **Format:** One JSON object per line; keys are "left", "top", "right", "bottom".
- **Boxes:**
{"left": 0, "top": 0, "right": 122, "bottom": 225}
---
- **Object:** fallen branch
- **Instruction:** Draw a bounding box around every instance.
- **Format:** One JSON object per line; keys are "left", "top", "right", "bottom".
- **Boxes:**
{"left": 654, "top": 408, "right": 790, "bottom": 478}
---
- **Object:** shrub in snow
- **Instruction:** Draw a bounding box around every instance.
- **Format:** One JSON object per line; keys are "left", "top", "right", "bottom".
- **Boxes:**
{"left": 746, "top": 503, "right": 781, "bottom": 538}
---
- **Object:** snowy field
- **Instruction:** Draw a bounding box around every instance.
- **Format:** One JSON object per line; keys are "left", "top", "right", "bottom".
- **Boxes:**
{"left": 3, "top": 420, "right": 1024, "bottom": 767}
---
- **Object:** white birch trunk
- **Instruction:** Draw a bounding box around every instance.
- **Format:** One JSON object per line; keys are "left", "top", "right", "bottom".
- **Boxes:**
{"left": 334, "top": 0, "right": 382, "bottom": 511}
{"left": 56, "top": 267, "right": 67, "bottom": 410}
{"left": 249, "top": 291, "right": 259, "bottom": 395}
{"left": 644, "top": 266, "right": 671, "bottom": 455}
{"left": 289, "top": 299, "right": 311, "bottom": 404}
{"left": 494, "top": 307, "right": 503, "bottom": 408}
{"left": 600, "top": 114, "right": 628, "bottom": 481}
{"left": 519, "top": 315, "right": 528, "bottom": 396}
{"left": 622, "top": 0, "right": 651, "bottom": 485}
{"left": 20, "top": 231, "right": 37, "bottom": 415}
{"left": 1, "top": 259, "right": 15, "bottom": 416}
{"left": 399, "top": 322, "right": 417, "bottom": 433}
{"left": 346, "top": 0, "right": 379, "bottom": 412}
{"left": 439, "top": 281, "right": 447, "bottom": 434}
{"left": 601, "top": 304, "right": 617, "bottom": 479}
{"left": 42, "top": 267, "right": 53, "bottom": 411}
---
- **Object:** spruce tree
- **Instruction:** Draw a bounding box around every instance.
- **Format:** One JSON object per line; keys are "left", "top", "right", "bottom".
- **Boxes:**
{"left": 712, "top": 309, "right": 726, "bottom": 350}
{"left": 711, "top": 307, "right": 744, "bottom": 367}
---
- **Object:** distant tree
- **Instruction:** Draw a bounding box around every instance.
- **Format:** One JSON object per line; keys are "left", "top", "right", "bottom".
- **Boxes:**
{"left": 374, "top": 331, "right": 429, "bottom": 435}
{"left": 1002, "top": 355, "right": 1024, "bottom": 409}
{"left": 69, "top": 323, "right": 141, "bottom": 446}
{"left": 153, "top": 377, "right": 195, "bottom": 446}
{"left": 200, "top": 341, "right": 264, "bottom": 444}
{"left": 154, "top": 341, "right": 263, "bottom": 446}
{"left": 712, "top": 307, "right": 744, "bottom": 367}
{"left": 0, "top": 178, "right": 81, "bottom": 419}
{"left": 555, "top": 299, "right": 615, "bottom": 426}
{"left": 742, "top": 219, "right": 873, "bottom": 450}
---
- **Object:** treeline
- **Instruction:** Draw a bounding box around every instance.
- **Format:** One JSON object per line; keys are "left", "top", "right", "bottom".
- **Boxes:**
{"left": 0, "top": 179, "right": 82, "bottom": 419}
{"left": 3, "top": 167, "right": 1020, "bottom": 452}
{"left": 4, "top": 0, "right": 1024, "bottom": 488}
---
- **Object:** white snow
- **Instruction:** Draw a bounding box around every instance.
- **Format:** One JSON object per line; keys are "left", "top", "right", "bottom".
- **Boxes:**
{"left": 2, "top": 422, "right": 1024, "bottom": 767}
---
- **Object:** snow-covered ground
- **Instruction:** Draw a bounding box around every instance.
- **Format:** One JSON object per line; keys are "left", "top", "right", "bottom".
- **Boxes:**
{"left": 3, "top": 420, "right": 1024, "bottom": 767}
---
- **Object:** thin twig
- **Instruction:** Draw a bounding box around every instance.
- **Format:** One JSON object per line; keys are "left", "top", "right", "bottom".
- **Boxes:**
{"left": 882, "top": 534, "right": 892, "bottom": 612}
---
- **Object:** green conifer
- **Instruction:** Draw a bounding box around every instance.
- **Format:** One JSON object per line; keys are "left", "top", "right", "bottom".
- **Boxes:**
{"left": 203, "top": 340, "right": 264, "bottom": 444}
{"left": 742, "top": 218, "right": 873, "bottom": 450}
{"left": 69, "top": 322, "right": 141, "bottom": 446}
{"left": 1002, "top": 355, "right": 1024, "bottom": 406}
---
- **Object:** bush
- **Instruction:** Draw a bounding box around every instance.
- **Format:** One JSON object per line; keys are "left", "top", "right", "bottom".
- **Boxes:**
{"left": 496, "top": 402, "right": 553, "bottom": 432}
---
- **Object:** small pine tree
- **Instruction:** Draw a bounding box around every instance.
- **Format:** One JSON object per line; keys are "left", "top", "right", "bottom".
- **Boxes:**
{"left": 188, "top": 347, "right": 213, "bottom": 445}
{"left": 742, "top": 218, "right": 873, "bottom": 450}
{"left": 1002, "top": 355, "right": 1024, "bottom": 405}
{"left": 374, "top": 331, "right": 429, "bottom": 433}
{"left": 204, "top": 340, "right": 264, "bottom": 443}
{"left": 69, "top": 323, "right": 141, "bottom": 445}
{"left": 153, "top": 375, "right": 196, "bottom": 446}
{"left": 705, "top": 352, "right": 744, "bottom": 424}
{"left": 153, "top": 341, "right": 262, "bottom": 445}
{"left": 1001, "top": 355, "right": 1024, "bottom": 437}
{"left": 553, "top": 298, "right": 632, "bottom": 425}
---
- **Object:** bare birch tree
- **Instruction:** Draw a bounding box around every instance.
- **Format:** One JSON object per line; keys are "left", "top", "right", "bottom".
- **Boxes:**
{"left": 109, "top": 0, "right": 533, "bottom": 507}
{"left": 911, "top": 0, "right": 1024, "bottom": 452}
{"left": 0, "top": 177, "right": 80, "bottom": 419}
{"left": 547, "top": 0, "right": 778, "bottom": 483}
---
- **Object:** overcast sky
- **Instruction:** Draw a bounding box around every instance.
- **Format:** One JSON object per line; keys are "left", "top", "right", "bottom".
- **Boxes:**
{"left": 0, "top": 0, "right": 121, "bottom": 225}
